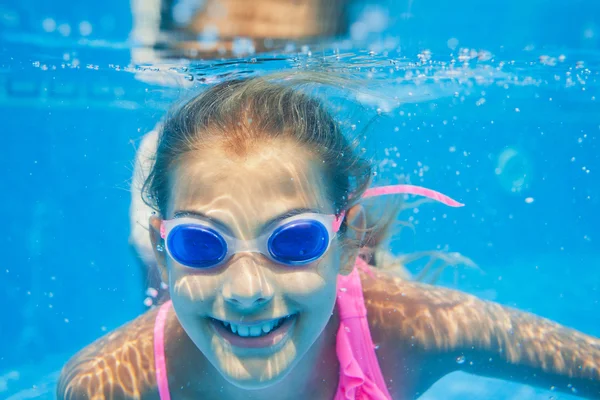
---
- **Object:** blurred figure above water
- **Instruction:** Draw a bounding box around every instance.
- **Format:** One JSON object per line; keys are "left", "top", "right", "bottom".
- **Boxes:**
{"left": 130, "top": 0, "right": 349, "bottom": 64}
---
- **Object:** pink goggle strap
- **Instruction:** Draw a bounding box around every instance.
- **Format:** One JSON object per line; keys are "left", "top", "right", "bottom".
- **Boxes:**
{"left": 331, "top": 184, "right": 464, "bottom": 232}
{"left": 159, "top": 185, "right": 463, "bottom": 236}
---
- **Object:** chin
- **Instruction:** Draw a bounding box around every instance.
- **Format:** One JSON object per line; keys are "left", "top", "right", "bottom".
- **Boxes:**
{"left": 227, "top": 371, "right": 290, "bottom": 390}
{"left": 216, "top": 349, "right": 300, "bottom": 390}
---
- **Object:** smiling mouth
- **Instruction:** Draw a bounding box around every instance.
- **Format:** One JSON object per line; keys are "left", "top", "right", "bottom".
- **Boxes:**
{"left": 215, "top": 315, "right": 290, "bottom": 337}
{"left": 209, "top": 314, "right": 297, "bottom": 348}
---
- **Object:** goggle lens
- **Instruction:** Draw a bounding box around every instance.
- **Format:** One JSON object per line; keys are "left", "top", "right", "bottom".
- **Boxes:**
{"left": 268, "top": 220, "right": 329, "bottom": 265}
{"left": 166, "top": 219, "right": 330, "bottom": 268}
{"left": 167, "top": 224, "right": 227, "bottom": 268}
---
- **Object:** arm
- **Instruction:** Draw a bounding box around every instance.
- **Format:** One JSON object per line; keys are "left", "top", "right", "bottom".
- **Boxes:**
{"left": 364, "top": 273, "right": 600, "bottom": 398}
{"left": 56, "top": 311, "right": 160, "bottom": 400}
{"left": 444, "top": 295, "right": 600, "bottom": 398}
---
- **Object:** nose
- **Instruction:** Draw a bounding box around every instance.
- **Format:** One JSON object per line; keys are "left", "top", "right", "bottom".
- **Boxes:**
{"left": 221, "top": 255, "right": 274, "bottom": 310}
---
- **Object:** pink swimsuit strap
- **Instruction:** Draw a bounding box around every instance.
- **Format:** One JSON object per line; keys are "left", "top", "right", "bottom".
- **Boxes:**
{"left": 154, "top": 300, "right": 172, "bottom": 400}
{"left": 334, "top": 257, "right": 392, "bottom": 400}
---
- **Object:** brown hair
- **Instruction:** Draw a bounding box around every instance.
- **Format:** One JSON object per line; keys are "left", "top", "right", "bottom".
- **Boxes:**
{"left": 142, "top": 72, "right": 400, "bottom": 256}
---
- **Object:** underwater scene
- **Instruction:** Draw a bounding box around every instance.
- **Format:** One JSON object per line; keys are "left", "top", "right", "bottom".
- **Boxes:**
{"left": 1, "top": 0, "right": 599, "bottom": 399}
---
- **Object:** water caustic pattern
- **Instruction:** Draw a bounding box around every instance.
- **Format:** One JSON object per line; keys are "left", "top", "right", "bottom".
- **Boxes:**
{"left": 58, "top": 311, "right": 158, "bottom": 399}
{"left": 2, "top": 47, "right": 599, "bottom": 399}
{"left": 3, "top": 1, "right": 600, "bottom": 398}
{"left": 58, "top": 269, "right": 600, "bottom": 398}
{"left": 2, "top": 45, "right": 599, "bottom": 399}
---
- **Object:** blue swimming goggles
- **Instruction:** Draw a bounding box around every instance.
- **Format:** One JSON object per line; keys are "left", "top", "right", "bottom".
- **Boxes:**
{"left": 159, "top": 185, "right": 464, "bottom": 269}
{"left": 160, "top": 213, "right": 342, "bottom": 268}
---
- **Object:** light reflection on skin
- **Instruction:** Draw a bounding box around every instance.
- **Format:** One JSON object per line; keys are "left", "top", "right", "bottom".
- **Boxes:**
{"left": 149, "top": 138, "right": 364, "bottom": 389}
{"left": 58, "top": 134, "right": 600, "bottom": 398}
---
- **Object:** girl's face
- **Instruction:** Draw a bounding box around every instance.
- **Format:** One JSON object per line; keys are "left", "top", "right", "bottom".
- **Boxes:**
{"left": 153, "top": 140, "right": 345, "bottom": 388}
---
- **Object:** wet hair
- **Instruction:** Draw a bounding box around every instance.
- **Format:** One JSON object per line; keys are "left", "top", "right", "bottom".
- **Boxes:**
{"left": 142, "top": 72, "right": 400, "bottom": 256}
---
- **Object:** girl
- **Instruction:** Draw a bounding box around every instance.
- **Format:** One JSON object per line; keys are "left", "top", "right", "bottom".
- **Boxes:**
{"left": 58, "top": 74, "right": 600, "bottom": 399}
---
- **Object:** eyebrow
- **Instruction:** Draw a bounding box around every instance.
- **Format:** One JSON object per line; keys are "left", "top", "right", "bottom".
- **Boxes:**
{"left": 172, "top": 207, "right": 323, "bottom": 232}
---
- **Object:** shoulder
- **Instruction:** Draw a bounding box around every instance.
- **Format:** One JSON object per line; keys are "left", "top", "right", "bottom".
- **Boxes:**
{"left": 360, "top": 268, "right": 483, "bottom": 342}
{"left": 57, "top": 308, "right": 160, "bottom": 400}
{"left": 358, "top": 268, "right": 486, "bottom": 395}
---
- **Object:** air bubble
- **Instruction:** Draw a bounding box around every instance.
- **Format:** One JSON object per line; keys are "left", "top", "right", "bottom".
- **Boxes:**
{"left": 57, "top": 23, "right": 71, "bottom": 37}
{"left": 42, "top": 18, "right": 56, "bottom": 32}
{"left": 79, "top": 21, "right": 92, "bottom": 36}
{"left": 456, "top": 355, "right": 466, "bottom": 364}
{"left": 447, "top": 38, "right": 459, "bottom": 50}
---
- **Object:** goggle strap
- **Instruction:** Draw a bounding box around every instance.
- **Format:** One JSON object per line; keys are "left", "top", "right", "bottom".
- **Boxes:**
{"left": 332, "top": 214, "right": 345, "bottom": 233}
{"left": 160, "top": 185, "right": 463, "bottom": 236}
{"left": 362, "top": 184, "right": 464, "bottom": 207}
{"left": 333, "top": 184, "right": 464, "bottom": 232}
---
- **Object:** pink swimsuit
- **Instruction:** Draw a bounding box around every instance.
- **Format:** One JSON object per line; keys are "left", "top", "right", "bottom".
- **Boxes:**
{"left": 153, "top": 257, "right": 392, "bottom": 400}
{"left": 153, "top": 184, "right": 464, "bottom": 399}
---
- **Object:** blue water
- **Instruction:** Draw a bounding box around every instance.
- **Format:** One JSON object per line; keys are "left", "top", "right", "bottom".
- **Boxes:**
{"left": 1, "top": 0, "right": 599, "bottom": 398}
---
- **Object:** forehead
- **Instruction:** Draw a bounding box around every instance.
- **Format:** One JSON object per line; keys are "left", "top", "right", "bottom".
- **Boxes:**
{"left": 167, "top": 140, "right": 332, "bottom": 228}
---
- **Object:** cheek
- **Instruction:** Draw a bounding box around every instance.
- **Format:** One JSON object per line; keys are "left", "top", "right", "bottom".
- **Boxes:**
{"left": 169, "top": 266, "right": 222, "bottom": 305}
{"left": 167, "top": 245, "right": 341, "bottom": 309}
{"left": 279, "top": 251, "right": 340, "bottom": 303}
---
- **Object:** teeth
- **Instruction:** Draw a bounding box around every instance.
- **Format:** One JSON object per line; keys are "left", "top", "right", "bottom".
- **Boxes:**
{"left": 262, "top": 321, "right": 274, "bottom": 333}
{"left": 250, "top": 326, "right": 262, "bottom": 336}
{"left": 238, "top": 325, "right": 249, "bottom": 337}
{"left": 221, "top": 317, "right": 286, "bottom": 338}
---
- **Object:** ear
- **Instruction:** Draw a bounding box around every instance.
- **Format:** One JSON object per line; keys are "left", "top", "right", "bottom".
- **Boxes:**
{"left": 338, "top": 204, "right": 366, "bottom": 275}
{"left": 149, "top": 215, "right": 169, "bottom": 285}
